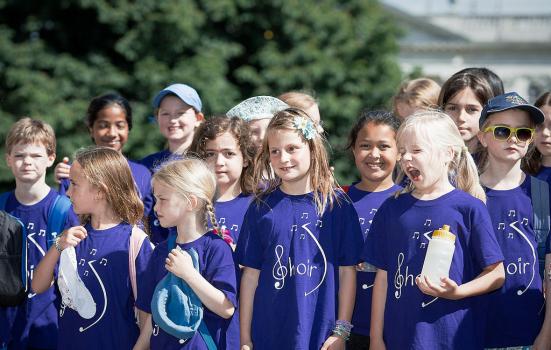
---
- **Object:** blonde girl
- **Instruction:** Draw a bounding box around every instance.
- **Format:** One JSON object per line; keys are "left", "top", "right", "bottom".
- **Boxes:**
{"left": 236, "top": 108, "right": 364, "bottom": 350}
{"left": 32, "top": 147, "right": 153, "bottom": 350}
{"left": 139, "top": 158, "right": 238, "bottom": 349}
{"left": 364, "top": 111, "right": 505, "bottom": 350}
{"left": 392, "top": 78, "right": 440, "bottom": 120}
{"left": 189, "top": 116, "right": 256, "bottom": 245}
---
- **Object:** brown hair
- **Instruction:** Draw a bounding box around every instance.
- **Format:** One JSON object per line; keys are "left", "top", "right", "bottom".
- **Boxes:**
{"left": 189, "top": 116, "right": 257, "bottom": 195}
{"left": 75, "top": 147, "right": 144, "bottom": 225}
{"left": 152, "top": 158, "right": 220, "bottom": 236}
{"left": 254, "top": 108, "right": 337, "bottom": 215}
{"left": 6, "top": 117, "right": 56, "bottom": 156}
{"left": 523, "top": 91, "right": 551, "bottom": 175}
{"left": 438, "top": 72, "right": 494, "bottom": 108}
{"left": 393, "top": 78, "right": 441, "bottom": 115}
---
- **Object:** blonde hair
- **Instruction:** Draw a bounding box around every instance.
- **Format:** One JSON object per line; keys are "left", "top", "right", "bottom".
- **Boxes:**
{"left": 152, "top": 158, "right": 220, "bottom": 235}
{"left": 278, "top": 91, "right": 317, "bottom": 111}
{"left": 6, "top": 117, "right": 56, "bottom": 156}
{"left": 75, "top": 147, "right": 144, "bottom": 225}
{"left": 396, "top": 111, "right": 486, "bottom": 202}
{"left": 393, "top": 78, "right": 441, "bottom": 115}
{"left": 254, "top": 108, "right": 336, "bottom": 215}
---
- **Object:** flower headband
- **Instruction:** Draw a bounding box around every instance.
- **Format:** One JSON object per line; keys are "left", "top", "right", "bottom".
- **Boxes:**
{"left": 292, "top": 116, "right": 317, "bottom": 140}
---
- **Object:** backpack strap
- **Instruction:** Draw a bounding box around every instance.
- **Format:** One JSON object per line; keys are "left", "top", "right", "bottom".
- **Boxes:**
{"left": 530, "top": 176, "right": 550, "bottom": 280}
{"left": 128, "top": 226, "right": 152, "bottom": 301}
{"left": 46, "top": 195, "right": 72, "bottom": 250}
{"left": 198, "top": 321, "right": 217, "bottom": 350}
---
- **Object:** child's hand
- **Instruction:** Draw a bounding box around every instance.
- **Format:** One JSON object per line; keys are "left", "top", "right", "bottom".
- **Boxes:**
{"left": 165, "top": 248, "right": 196, "bottom": 281}
{"left": 58, "top": 226, "right": 87, "bottom": 250}
{"left": 55, "top": 157, "right": 71, "bottom": 183}
{"left": 320, "top": 335, "right": 345, "bottom": 350}
{"left": 415, "top": 275, "right": 463, "bottom": 300}
{"left": 240, "top": 344, "right": 253, "bottom": 350}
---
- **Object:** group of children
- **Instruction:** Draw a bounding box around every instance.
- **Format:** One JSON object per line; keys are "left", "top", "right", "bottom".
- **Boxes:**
{"left": 1, "top": 67, "right": 551, "bottom": 350}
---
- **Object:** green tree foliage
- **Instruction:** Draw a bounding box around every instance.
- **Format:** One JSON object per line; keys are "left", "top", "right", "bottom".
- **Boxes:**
{"left": 0, "top": 0, "right": 401, "bottom": 191}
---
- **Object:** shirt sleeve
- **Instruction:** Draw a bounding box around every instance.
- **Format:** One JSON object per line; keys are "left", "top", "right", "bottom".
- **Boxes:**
{"left": 204, "top": 239, "right": 238, "bottom": 308}
{"left": 362, "top": 203, "right": 389, "bottom": 271}
{"left": 469, "top": 201, "right": 504, "bottom": 269}
{"left": 235, "top": 204, "right": 266, "bottom": 269}
{"left": 336, "top": 199, "right": 364, "bottom": 266}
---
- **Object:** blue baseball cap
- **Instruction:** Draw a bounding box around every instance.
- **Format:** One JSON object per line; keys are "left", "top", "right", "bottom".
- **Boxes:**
{"left": 152, "top": 84, "right": 202, "bottom": 112}
{"left": 479, "top": 92, "right": 544, "bottom": 127}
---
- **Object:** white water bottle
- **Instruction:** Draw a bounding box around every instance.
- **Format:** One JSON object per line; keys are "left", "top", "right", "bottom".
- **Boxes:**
{"left": 420, "top": 225, "right": 456, "bottom": 284}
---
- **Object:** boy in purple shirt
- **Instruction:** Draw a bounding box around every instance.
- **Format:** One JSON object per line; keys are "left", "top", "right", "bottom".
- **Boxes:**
{"left": 1, "top": 118, "right": 79, "bottom": 350}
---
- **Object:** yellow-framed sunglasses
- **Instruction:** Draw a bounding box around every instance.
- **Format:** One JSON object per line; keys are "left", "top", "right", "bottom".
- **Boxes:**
{"left": 483, "top": 125, "right": 535, "bottom": 142}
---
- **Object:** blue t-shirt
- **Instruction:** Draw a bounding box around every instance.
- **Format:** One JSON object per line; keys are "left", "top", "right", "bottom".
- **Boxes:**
{"left": 235, "top": 188, "right": 364, "bottom": 350}
{"left": 140, "top": 149, "right": 175, "bottom": 173}
{"left": 0, "top": 189, "right": 79, "bottom": 350}
{"left": 137, "top": 232, "right": 239, "bottom": 350}
{"left": 214, "top": 193, "right": 253, "bottom": 243}
{"left": 362, "top": 189, "right": 504, "bottom": 350}
{"left": 483, "top": 176, "right": 545, "bottom": 347}
{"left": 348, "top": 184, "right": 401, "bottom": 337}
{"left": 59, "top": 159, "right": 154, "bottom": 225}
{"left": 57, "top": 222, "right": 153, "bottom": 350}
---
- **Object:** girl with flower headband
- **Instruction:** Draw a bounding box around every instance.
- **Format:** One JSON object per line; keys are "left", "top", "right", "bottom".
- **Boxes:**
{"left": 236, "top": 108, "right": 363, "bottom": 350}
{"left": 189, "top": 116, "right": 257, "bottom": 249}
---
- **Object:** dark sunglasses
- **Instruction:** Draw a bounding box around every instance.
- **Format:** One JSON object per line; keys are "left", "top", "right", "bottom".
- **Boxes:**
{"left": 483, "top": 125, "right": 535, "bottom": 142}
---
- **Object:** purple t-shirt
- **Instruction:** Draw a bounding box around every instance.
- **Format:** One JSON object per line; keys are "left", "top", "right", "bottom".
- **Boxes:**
{"left": 140, "top": 149, "right": 176, "bottom": 172}
{"left": 235, "top": 188, "right": 364, "bottom": 350}
{"left": 57, "top": 222, "right": 153, "bottom": 350}
{"left": 348, "top": 184, "right": 401, "bottom": 337}
{"left": 138, "top": 232, "right": 239, "bottom": 350}
{"left": 483, "top": 176, "right": 545, "bottom": 347}
{"left": 0, "top": 189, "right": 79, "bottom": 350}
{"left": 363, "top": 189, "right": 504, "bottom": 350}
{"left": 214, "top": 193, "right": 253, "bottom": 243}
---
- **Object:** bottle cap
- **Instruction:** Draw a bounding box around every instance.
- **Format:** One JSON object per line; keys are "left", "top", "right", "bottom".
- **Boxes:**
{"left": 432, "top": 225, "right": 456, "bottom": 242}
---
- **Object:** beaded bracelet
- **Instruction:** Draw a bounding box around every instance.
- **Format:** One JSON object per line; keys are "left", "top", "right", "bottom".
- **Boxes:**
{"left": 332, "top": 320, "right": 353, "bottom": 341}
{"left": 54, "top": 235, "right": 64, "bottom": 253}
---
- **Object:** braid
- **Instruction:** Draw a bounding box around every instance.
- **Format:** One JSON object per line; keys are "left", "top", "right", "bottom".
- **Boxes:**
{"left": 206, "top": 202, "right": 221, "bottom": 238}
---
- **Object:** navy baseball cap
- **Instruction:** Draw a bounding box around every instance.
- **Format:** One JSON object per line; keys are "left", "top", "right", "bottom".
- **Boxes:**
{"left": 152, "top": 83, "right": 202, "bottom": 112}
{"left": 479, "top": 92, "right": 544, "bottom": 127}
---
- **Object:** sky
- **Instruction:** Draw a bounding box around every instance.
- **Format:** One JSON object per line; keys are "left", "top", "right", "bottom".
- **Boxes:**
{"left": 381, "top": 0, "right": 551, "bottom": 16}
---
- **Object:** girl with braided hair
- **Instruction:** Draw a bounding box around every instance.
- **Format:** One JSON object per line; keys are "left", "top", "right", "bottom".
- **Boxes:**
{"left": 138, "top": 158, "right": 239, "bottom": 349}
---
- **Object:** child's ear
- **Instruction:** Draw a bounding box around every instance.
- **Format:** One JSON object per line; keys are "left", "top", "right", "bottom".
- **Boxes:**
{"left": 47, "top": 153, "right": 56, "bottom": 167}
{"left": 187, "top": 194, "right": 199, "bottom": 211}
{"left": 477, "top": 131, "right": 488, "bottom": 147}
{"left": 195, "top": 112, "right": 205, "bottom": 124}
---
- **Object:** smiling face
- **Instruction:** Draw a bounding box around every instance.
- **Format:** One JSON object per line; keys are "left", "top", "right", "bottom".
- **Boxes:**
{"left": 89, "top": 105, "right": 129, "bottom": 152}
{"left": 535, "top": 105, "right": 551, "bottom": 158}
{"left": 443, "top": 87, "right": 483, "bottom": 144}
{"left": 6, "top": 143, "right": 55, "bottom": 184}
{"left": 204, "top": 132, "right": 245, "bottom": 193}
{"left": 352, "top": 122, "right": 398, "bottom": 188}
{"left": 478, "top": 109, "right": 533, "bottom": 165}
{"left": 157, "top": 95, "right": 202, "bottom": 144}
{"left": 268, "top": 128, "right": 311, "bottom": 193}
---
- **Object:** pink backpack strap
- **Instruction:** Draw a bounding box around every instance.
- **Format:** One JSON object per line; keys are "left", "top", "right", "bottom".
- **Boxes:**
{"left": 129, "top": 226, "right": 150, "bottom": 301}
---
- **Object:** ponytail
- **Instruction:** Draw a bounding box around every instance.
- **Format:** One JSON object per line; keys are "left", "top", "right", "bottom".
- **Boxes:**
{"left": 205, "top": 201, "right": 221, "bottom": 238}
{"left": 454, "top": 146, "right": 486, "bottom": 202}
